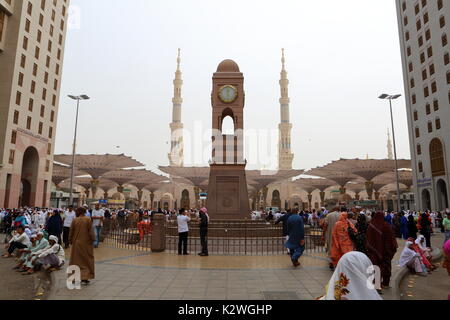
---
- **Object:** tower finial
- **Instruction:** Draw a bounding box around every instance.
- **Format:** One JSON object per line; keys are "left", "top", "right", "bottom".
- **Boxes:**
{"left": 177, "top": 48, "right": 181, "bottom": 71}
{"left": 281, "top": 48, "right": 286, "bottom": 70}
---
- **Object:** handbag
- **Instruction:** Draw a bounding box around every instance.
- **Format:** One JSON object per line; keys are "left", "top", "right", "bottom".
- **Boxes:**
{"left": 347, "top": 222, "right": 358, "bottom": 244}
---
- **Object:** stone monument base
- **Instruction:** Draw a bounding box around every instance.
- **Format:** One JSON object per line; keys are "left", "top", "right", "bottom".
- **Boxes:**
{"left": 207, "top": 163, "right": 250, "bottom": 220}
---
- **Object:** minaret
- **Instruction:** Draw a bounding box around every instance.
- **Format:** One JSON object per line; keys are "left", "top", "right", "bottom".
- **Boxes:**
{"left": 278, "top": 48, "right": 294, "bottom": 170}
{"left": 168, "top": 48, "right": 184, "bottom": 167}
{"left": 387, "top": 128, "right": 394, "bottom": 160}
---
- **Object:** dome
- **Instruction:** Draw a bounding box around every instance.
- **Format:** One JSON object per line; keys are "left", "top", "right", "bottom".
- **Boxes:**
{"left": 217, "top": 59, "right": 240, "bottom": 72}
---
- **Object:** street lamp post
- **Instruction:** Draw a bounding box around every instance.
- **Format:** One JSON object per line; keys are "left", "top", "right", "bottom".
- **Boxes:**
{"left": 67, "top": 95, "right": 90, "bottom": 206}
{"left": 379, "top": 93, "right": 402, "bottom": 212}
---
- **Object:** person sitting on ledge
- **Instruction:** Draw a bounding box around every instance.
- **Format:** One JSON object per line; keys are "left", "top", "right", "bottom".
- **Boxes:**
{"left": 399, "top": 239, "right": 428, "bottom": 277}
{"left": 2, "top": 226, "right": 31, "bottom": 258}
{"left": 26, "top": 235, "right": 65, "bottom": 275}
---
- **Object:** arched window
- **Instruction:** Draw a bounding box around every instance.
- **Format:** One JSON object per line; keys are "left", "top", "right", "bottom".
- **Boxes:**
{"left": 429, "top": 138, "right": 446, "bottom": 176}
{"left": 221, "top": 116, "right": 234, "bottom": 135}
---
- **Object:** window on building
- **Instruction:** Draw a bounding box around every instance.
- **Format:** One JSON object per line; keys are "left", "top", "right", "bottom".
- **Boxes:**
{"left": 416, "top": 19, "right": 422, "bottom": 31}
{"left": 20, "top": 55, "right": 26, "bottom": 68}
{"left": 420, "top": 52, "right": 425, "bottom": 63}
{"left": 414, "top": 110, "right": 418, "bottom": 121}
{"left": 440, "top": 16, "right": 446, "bottom": 28}
{"left": 426, "top": 103, "right": 431, "bottom": 114}
{"left": 13, "top": 110, "right": 19, "bottom": 124}
{"left": 447, "top": 71, "right": 450, "bottom": 84}
{"left": 30, "top": 80, "right": 35, "bottom": 94}
{"left": 433, "top": 99, "right": 439, "bottom": 111}
{"left": 421, "top": 0, "right": 426, "bottom": 7}
{"left": 23, "top": 36, "right": 28, "bottom": 50}
{"left": 410, "top": 78, "right": 415, "bottom": 88}
{"left": 45, "top": 160, "right": 50, "bottom": 172}
{"left": 445, "top": 52, "right": 449, "bottom": 65}
{"left": 404, "top": 16, "right": 408, "bottom": 26}
{"left": 406, "top": 31, "right": 410, "bottom": 41}
{"left": 47, "top": 143, "right": 51, "bottom": 155}
{"left": 422, "top": 69, "right": 427, "bottom": 80}
{"left": 402, "top": 1, "right": 407, "bottom": 11}
{"left": 428, "top": 121, "right": 433, "bottom": 133}
{"left": 37, "top": 29, "right": 41, "bottom": 43}
{"left": 18, "top": 73, "right": 24, "bottom": 87}
{"left": 9, "top": 150, "right": 15, "bottom": 165}
{"left": 409, "top": 62, "right": 414, "bottom": 72}
{"left": 407, "top": 46, "right": 412, "bottom": 56}
{"left": 419, "top": 36, "right": 424, "bottom": 47}
{"left": 424, "top": 12, "right": 429, "bottom": 24}
{"left": 33, "top": 63, "right": 37, "bottom": 76}
{"left": 438, "top": 0, "right": 443, "bottom": 10}
{"left": 11, "top": 130, "right": 17, "bottom": 144}
{"left": 28, "top": 98, "right": 33, "bottom": 111}
{"left": 15, "top": 91, "right": 21, "bottom": 105}
{"left": 27, "top": 2, "right": 33, "bottom": 15}
{"left": 40, "top": 105, "right": 45, "bottom": 117}
{"left": 418, "top": 161, "right": 423, "bottom": 173}
{"left": 0, "top": 11, "right": 6, "bottom": 42}
{"left": 417, "top": 144, "right": 422, "bottom": 155}
{"left": 443, "top": 33, "right": 448, "bottom": 46}
{"left": 38, "top": 122, "right": 43, "bottom": 135}
{"left": 25, "top": 19, "right": 30, "bottom": 32}
{"left": 424, "top": 86, "right": 429, "bottom": 97}
{"left": 425, "top": 28, "right": 431, "bottom": 40}
{"left": 431, "top": 81, "right": 437, "bottom": 93}
{"left": 48, "top": 127, "right": 53, "bottom": 138}
{"left": 436, "top": 118, "right": 441, "bottom": 130}
{"left": 26, "top": 116, "right": 31, "bottom": 130}
{"left": 415, "top": 127, "right": 420, "bottom": 138}
{"left": 427, "top": 46, "right": 433, "bottom": 57}
{"left": 429, "top": 63, "right": 435, "bottom": 75}
{"left": 412, "top": 94, "right": 417, "bottom": 104}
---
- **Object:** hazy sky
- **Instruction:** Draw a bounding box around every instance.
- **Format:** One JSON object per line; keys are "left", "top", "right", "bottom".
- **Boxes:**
{"left": 55, "top": 0, "right": 411, "bottom": 173}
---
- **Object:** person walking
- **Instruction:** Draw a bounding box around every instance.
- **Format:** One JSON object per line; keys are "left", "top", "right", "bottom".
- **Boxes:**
{"left": 45, "top": 210, "right": 63, "bottom": 245}
{"left": 91, "top": 204, "right": 105, "bottom": 248}
{"left": 365, "top": 211, "right": 398, "bottom": 292}
{"left": 69, "top": 207, "right": 95, "bottom": 285}
{"left": 443, "top": 211, "right": 450, "bottom": 242}
{"left": 407, "top": 214, "right": 418, "bottom": 240}
{"left": 418, "top": 212, "right": 432, "bottom": 248}
{"left": 62, "top": 206, "right": 76, "bottom": 249}
{"left": 284, "top": 209, "right": 305, "bottom": 267}
{"left": 198, "top": 207, "right": 209, "bottom": 256}
{"left": 177, "top": 208, "right": 190, "bottom": 255}
{"left": 330, "top": 211, "right": 357, "bottom": 268}
{"left": 323, "top": 208, "right": 341, "bottom": 269}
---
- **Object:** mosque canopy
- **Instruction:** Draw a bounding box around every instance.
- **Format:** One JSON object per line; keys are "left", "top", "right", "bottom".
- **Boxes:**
{"left": 129, "top": 170, "right": 170, "bottom": 191}
{"left": 51, "top": 163, "right": 86, "bottom": 187}
{"left": 373, "top": 170, "right": 413, "bottom": 189}
{"left": 305, "top": 168, "right": 360, "bottom": 187}
{"left": 325, "top": 158, "right": 412, "bottom": 181}
{"left": 292, "top": 178, "right": 337, "bottom": 194}
{"left": 158, "top": 166, "right": 210, "bottom": 188}
{"left": 246, "top": 169, "right": 304, "bottom": 191}
{"left": 345, "top": 182, "right": 367, "bottom": 194}
{"left": 53, "top": 154, "right": 144, "bottom": 179}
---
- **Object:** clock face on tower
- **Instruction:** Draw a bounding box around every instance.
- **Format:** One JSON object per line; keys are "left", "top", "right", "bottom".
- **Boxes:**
{"left": 218, "top": 85, "right": 238, "bottom": 103}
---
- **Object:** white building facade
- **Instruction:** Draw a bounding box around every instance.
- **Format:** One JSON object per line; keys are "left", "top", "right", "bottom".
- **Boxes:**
{"left": 396, "top": 0, "right": 450, "bottom": 211}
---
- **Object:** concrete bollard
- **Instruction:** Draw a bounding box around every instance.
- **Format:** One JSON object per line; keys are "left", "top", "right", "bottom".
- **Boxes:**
{"left": 151, "top": 214, "right": 166, "bottom": 252}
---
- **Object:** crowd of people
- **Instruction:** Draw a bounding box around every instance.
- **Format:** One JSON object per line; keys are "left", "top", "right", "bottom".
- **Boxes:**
{"left": 273, "top": 206, "right": 450, "bottom": 300}
{"left": 1, "top": 205, "right": 100, "bottom": 285}
{"left": 1, "top": 204, "right": 449, "bottom": 299}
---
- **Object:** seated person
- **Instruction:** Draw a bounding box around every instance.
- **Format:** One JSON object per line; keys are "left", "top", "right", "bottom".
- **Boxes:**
{"left": 318, "top": 251, "right": 382, "bottom": 300}
{"left": 2, "top": 226, "right": 31, "bottom": 258}
{"left": 25, "top": 235, "right": 65, "bottom": 275}
{"left": 399, "top": 239, "right": 428, "bottom": 276}
{"left": 16, "top": 232, "right": 49, "bottom": 273}
{"left": 413, "top": 235, "right": 436, "bottom": 271}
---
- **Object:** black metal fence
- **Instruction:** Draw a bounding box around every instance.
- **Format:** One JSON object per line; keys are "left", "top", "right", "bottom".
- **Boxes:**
{"left": 102, "top": 217, "right": 152, "bottom": 251}
{"left": 102, "top": 217, "right": 326, "bottom": 256}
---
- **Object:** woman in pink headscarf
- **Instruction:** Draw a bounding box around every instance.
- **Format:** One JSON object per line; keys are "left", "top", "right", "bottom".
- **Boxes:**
{"left": 443, "top": 239, "right": 450, "bottom": 276}
{"left": 331, "top": 212, "right": 357, "bottom": 267}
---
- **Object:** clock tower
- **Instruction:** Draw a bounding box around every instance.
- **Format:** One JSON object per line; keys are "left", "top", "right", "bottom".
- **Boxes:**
{"left": 207, "top": 60, "right": 250, "bottom": 219}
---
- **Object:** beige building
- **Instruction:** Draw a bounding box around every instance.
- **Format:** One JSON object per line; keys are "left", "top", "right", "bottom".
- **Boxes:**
{"left": 0, "top": 0, "right": 70, "bottom": 208}
{"left": 396, "top": 0, "right": 450, "bottom": 211}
